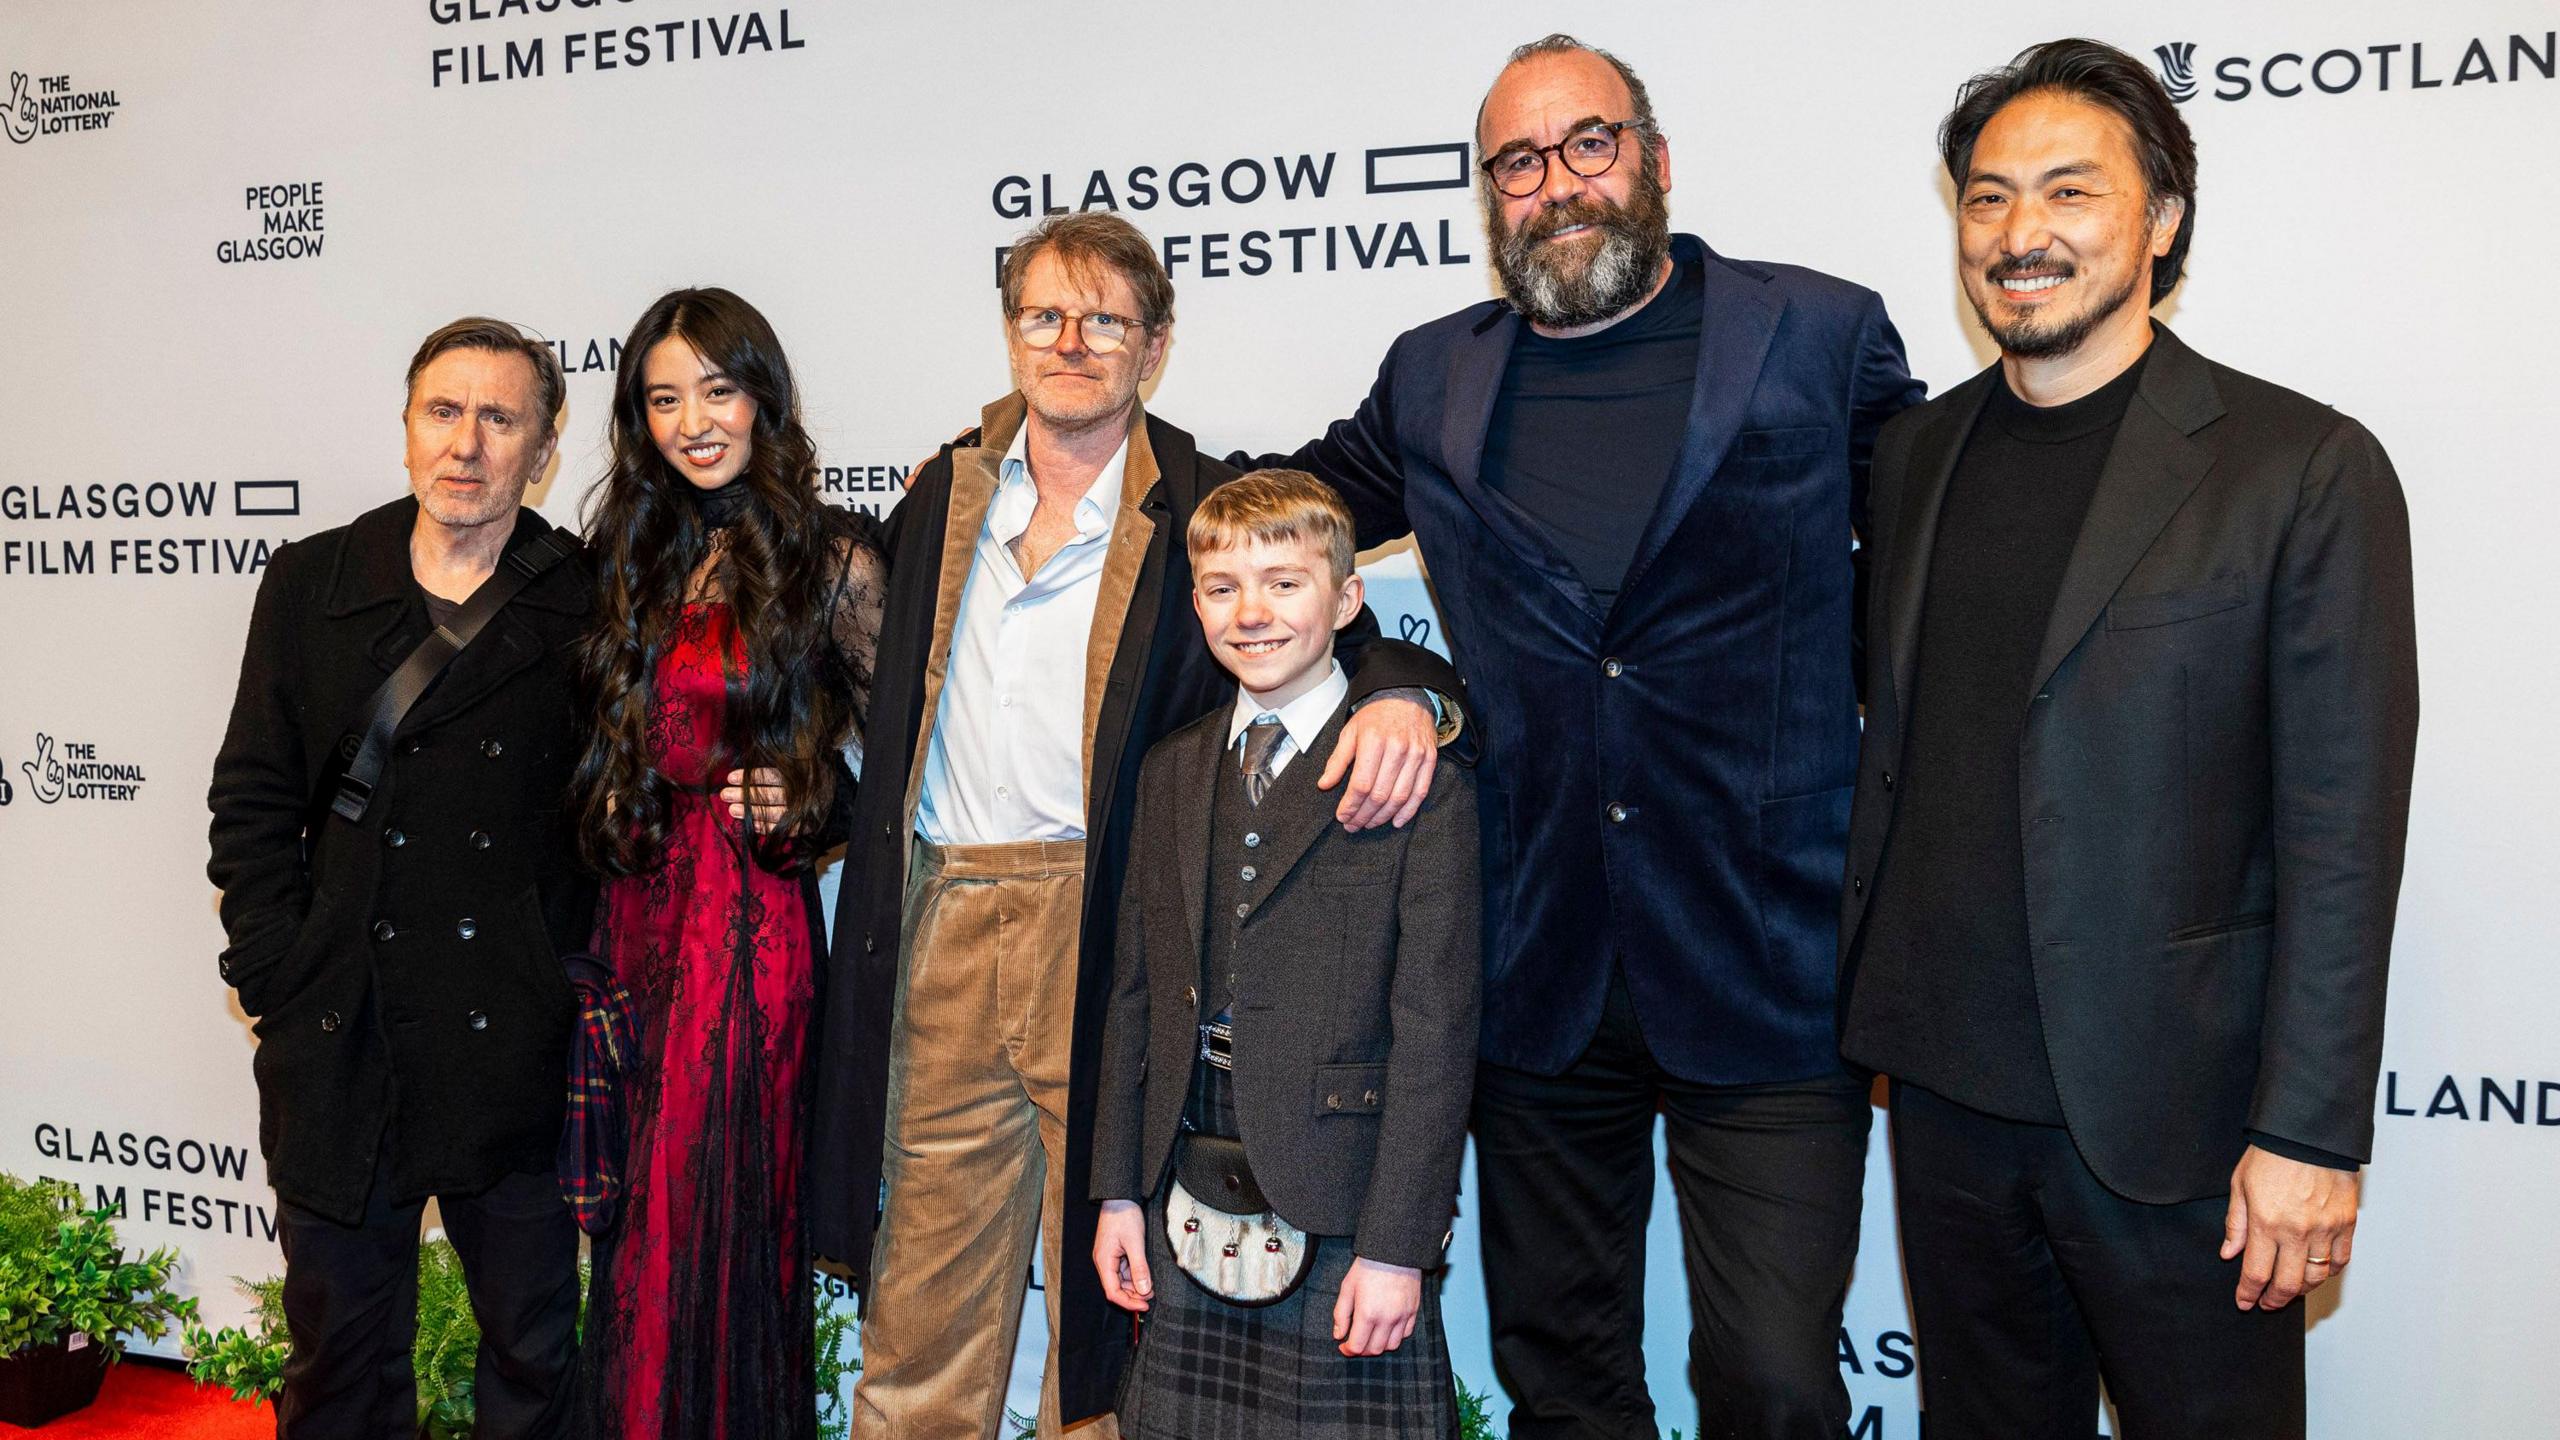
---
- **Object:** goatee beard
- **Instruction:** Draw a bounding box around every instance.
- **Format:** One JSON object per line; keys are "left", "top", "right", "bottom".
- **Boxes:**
{"left": 1488, "top": 167, "right": 1672, "bottom": 330}
{"left": 1970, "top": 258, "right": 2144, "bottom": 361}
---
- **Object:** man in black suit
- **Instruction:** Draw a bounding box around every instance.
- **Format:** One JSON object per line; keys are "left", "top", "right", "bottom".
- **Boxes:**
{"left": 1838, "top": 39, "right": 2418, "bottom": 1439}
{"left": 1245, "top": 33, "right": 1922, "bottom": 1438}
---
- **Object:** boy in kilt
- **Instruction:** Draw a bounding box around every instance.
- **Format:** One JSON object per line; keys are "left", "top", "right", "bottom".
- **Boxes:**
{"left": 1091, "top": 470, "right": 1481, "bottom": 1439}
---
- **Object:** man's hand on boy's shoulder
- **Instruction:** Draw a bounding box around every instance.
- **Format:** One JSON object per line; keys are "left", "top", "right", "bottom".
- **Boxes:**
{"left": 1324, "top": 692, "right": 1440, "bottom": 831}
{"left": 1334, "top": 1257, "right": 1423, "bottom": 1356}
{"left": 909, "top": 427, "right": 982, "bottom": 485}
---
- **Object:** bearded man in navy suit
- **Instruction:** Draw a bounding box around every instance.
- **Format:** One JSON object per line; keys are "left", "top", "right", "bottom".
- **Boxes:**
{"left": 1240, "top": 32, "right": 1923, "bottom": 1439}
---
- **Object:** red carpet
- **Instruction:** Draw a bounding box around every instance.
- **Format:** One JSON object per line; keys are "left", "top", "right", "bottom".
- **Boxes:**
{"left": 0, "top": 1359, "right": 270, "bottom": 1439}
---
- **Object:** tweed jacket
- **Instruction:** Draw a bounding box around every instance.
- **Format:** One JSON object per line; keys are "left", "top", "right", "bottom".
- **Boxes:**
{"left": 1091, "top": 699, "right": 1480, "bottom": 1270}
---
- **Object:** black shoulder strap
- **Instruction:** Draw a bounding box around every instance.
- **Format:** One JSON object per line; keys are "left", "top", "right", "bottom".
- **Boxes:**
{"left": 327, "top": 529, "right": 577, "bottom": 823}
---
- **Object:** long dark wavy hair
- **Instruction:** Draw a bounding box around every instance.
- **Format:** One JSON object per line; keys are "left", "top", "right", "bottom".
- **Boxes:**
{"left": 571, "top": 287, "right": 856, "bottom": 875}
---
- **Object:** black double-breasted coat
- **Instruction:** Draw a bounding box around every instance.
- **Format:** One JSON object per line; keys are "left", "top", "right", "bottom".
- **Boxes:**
{"left": 208, "top": 497, "right": 595, "bottom": 1224}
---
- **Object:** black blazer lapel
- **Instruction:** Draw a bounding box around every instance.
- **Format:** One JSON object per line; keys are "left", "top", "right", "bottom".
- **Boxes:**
{"left": 1237, "top": 704, "right": 1351, "bottom": 919}
{"left": 2029, "top": 330, "right": 2226, "bottom": 699}
{"left": 1619, "top": 243, "right": 1783, "bottom": 600}
{"left": 1438, "top": 309, "right": 1601, "bottom": 619}
{"left": 1885, "top": 369, "right": 1999, "bottom": 717}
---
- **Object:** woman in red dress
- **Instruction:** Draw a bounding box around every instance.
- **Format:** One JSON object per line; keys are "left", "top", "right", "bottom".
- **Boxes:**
{"left": 569, "top": 287, "right": 883, "bottom": 1438}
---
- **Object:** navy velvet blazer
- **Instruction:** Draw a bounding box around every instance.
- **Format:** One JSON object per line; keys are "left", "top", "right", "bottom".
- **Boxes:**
{"left": 1249, "top": 234, "right": 1923, "bottom": 1082}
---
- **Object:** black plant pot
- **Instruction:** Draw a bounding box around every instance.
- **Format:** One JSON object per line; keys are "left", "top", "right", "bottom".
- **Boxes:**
{"left": 0, "top": 1336, "right": 113, "bottom": 1427}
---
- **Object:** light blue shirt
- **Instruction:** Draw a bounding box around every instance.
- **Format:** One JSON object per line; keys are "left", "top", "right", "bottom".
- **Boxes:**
{"left": 915, "top": 428, "right": 1128, "bottom": 845}
{"left": 1223, "top": 660, "right": 1349, "bottom": 784}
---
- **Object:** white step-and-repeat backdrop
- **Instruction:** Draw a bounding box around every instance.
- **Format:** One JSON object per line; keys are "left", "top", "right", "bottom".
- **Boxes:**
{"left": 3, "top": 2, "right": 2553, "bottom": 1434}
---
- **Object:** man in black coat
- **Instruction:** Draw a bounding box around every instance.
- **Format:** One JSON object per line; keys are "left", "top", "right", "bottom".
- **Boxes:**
{"left": 207, "top": 318, "right": 589, "bottom": 1439}
{"left": 1242, "top": 35, "right": 1922, "bottom": 1438}
{"left": 808, "top": 213, "right": 1456, "bottom": 1436}
{"left": 1838, "top": 42, "right": 2418, "bottom": 1439}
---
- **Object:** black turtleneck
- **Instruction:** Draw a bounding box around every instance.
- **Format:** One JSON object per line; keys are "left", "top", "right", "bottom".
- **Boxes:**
{"left": 1481, "top": 251, "right": 1703, "bottom": 606}
{"left": 691, "top": 479, "right": 751, "bottom": 530}
{"left": 1849, "top": 353, "right": 2146, "bottom": 1125}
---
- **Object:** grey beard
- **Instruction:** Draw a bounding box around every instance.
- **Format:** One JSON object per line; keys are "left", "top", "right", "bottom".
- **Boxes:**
{"left": 1497, "top": 221, "right": 1666, "bottom": 330}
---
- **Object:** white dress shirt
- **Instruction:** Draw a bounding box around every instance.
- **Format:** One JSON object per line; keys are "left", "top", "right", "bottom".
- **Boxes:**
{"left": 914, "top": 429, "right": 1127, "bottom": 845}
{"left": 1223, "top": 661, "right": 1350, "bottom": 783}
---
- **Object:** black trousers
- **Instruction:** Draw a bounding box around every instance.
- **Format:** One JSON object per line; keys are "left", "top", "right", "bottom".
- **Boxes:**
{"left": 1473, "top": 969, "right": 1871, "bottom": 1440}
{"left": 275, "top": 1148, "right": 580, "bottom": 1439}
{"left": 1891, "top": 1083, "right": 2306, "bottom": 1440}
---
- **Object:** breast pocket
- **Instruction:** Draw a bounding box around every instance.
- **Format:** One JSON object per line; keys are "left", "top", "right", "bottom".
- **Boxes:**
{"left": 2106, "top": 577, "right": 2247, "bottom": 631}
{"left": 1724, "top": 426, "right": 1833, "bottom": 463}
{"left": 1306, "top": 834, "right": 1399, "bottom": 889}
{"left": 1307, "top": 862, "right": 1396, "bottom": 889}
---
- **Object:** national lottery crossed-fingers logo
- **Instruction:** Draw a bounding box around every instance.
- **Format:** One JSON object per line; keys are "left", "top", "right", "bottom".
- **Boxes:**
{"left": 2, "top": 68, "right": 122, "bottom": 142}
{"left": 4, "top": 72, "right": 38, "bottom": 144}
{"left": 13, "top": 732, "right": 146, "bottom": 804}
{"left": 26, "top": 732, "right": 65, "bottom": 803}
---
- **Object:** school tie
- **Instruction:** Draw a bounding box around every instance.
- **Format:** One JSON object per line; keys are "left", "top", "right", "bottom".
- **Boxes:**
{"left": 1239, "top": 716, "right": 1287, "bottom": 806}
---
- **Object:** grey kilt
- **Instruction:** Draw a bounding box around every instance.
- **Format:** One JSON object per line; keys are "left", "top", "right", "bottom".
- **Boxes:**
{"left": 1116, "top": 1191, "right": 1457, "bottom": 1440}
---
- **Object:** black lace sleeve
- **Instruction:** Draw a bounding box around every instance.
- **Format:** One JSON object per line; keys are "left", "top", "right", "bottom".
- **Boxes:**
{"left": 772, "top": 514, "right": 888, "bottom": 867}
{"left": 825, "top": 511, "right": 890, "bottom": 759}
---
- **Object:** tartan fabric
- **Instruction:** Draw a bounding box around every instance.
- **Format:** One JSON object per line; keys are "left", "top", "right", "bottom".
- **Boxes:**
{"left": 1118, "top": 1193, "right": 1457, "bottom": 1440}
{"left": 558, "top": 950, "right": 636, "bottom": 1236}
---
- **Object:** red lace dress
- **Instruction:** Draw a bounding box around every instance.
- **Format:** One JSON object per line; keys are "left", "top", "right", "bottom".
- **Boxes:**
{"left": 580, "top": 527, "right": 882, "bottom": 1439}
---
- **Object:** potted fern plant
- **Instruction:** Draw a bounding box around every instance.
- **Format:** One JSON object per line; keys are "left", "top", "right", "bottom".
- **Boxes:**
{"left": 190, "top": 1246, "right": 871, "bottom": 1439}
{"left": 0, "top": 1172, "right": 196, "bottom": 1426}
{"left": 180, "top": 1276, "right": 288, "bottom": 1405}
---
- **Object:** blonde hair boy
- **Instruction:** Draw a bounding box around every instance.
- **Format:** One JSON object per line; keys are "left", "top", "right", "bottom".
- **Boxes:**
{"left": 1187, "top": 470, "right": 1366, "bottom": 710}
{"left": 1187, "top": 469, "right": 1359, "bottom": 586}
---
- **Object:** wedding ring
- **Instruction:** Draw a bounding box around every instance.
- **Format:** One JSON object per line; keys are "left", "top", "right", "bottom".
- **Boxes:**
{"left": 2306, "top": 1255, "right": 2332, "bottom": 1265}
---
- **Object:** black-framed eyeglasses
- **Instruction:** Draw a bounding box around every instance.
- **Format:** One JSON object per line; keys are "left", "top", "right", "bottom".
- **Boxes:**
{"left": 1012, "top": 306, "right": 1147, "bottom": 355}
{"left": 1480, "top": 119, "right": 1646, "bottom": 198}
